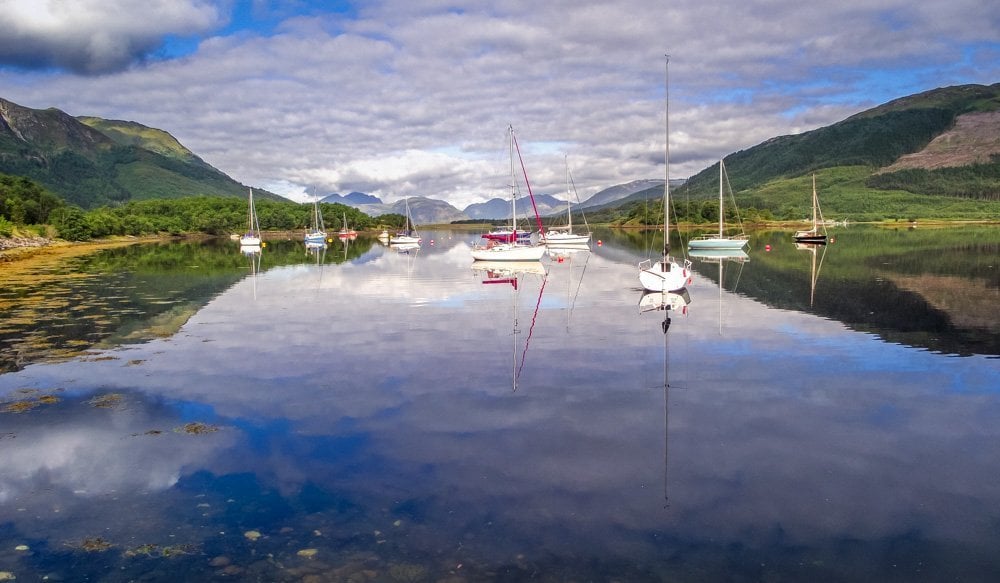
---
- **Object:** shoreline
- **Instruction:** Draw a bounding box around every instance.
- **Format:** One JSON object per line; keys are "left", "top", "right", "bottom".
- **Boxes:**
{"left": 3, "top": 219, "right": 998, "bottom": 265}
{"left": 0, "top": 234, "right": 178, "bottom": 265}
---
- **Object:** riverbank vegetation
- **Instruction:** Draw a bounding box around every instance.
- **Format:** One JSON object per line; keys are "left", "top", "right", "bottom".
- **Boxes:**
{"left": 1, "top": 172, "right": 406, "bottom": 242}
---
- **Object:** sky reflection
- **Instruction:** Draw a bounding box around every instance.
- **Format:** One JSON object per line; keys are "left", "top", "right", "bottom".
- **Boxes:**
{"left": 1, "top": 231, "right": 999, "bottom": 579}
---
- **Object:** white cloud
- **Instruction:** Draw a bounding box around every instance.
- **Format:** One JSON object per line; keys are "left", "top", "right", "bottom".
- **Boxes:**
{"left": 0, "top": 0, "right": 996, "bottom": 207}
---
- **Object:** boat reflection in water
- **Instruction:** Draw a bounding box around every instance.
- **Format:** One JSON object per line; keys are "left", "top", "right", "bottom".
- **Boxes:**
{"left": 689, "top": 248, "right": 748, "bottom": 336}
{"left": 472, "top": 261, "right": 548, "bottom": 392}
{"left": 795, "top": 240, "right": 828, "bottom": 306}
{"left": 242, "top": 243, "right": 263, "bottom": 300}
{"left": 639, "top": 283, "right": 690, "bottom": 508}
{"left": 639, "top": 287, "right": 691, "bottom": 329}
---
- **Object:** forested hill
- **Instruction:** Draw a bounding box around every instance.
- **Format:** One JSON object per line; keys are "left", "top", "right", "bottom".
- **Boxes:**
{"left": 0, "top": 98, "right": 280, "bottom": 209}
{"left": 677, "top": 83, "right": 1000, "bottom": 201}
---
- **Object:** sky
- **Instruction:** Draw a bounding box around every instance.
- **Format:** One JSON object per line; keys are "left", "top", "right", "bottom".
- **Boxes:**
{"left": 0, "top": 0, "right": 997, "bottom": 207}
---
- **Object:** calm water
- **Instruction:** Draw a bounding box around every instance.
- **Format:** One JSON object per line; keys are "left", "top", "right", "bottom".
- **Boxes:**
{"left": 1, "top": 226, "right": 998, "bottom": 582}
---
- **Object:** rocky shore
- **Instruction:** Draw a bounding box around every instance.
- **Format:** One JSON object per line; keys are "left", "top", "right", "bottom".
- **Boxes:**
{"left": 0, "top": 235, "right": 50, "bottom": 252}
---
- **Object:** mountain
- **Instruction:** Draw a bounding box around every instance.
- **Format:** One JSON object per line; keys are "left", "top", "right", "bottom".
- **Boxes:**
{"left": 0, "top": 97, "right": 279, "bottom": 208}
{"left": 464, "top": 193, "right": 567, "bottom": 219}
{"left": 675, "top": 83, "right": 1000, "bottom": 202}
{"left": 320, "top": 191, "right": 382, "bottom": 205}
{"left": 389, "top": 197, "right": 467, "bottom": 225}
{"left": 315, "top": 191, "right": 466, "bottom": 223}
{"left": 576, "top": 179, "right": 667, "bottom": 210}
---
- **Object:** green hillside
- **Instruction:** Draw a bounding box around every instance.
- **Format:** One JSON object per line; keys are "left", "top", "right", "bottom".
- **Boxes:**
{"left": 603, "top": 83, "right": 1000, "bottom": 224}
{"left": 0, "top": 98, "right": 280, "bottom": 209}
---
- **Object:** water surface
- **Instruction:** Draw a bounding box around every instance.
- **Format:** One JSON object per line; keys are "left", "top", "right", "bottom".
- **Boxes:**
{"left": 1, "top": 226, "right": 998, "bottom": 581}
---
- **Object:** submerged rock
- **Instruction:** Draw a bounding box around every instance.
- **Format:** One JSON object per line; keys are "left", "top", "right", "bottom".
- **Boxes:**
{"left": 244, "top": 530, "right": 262, "bottom": 541}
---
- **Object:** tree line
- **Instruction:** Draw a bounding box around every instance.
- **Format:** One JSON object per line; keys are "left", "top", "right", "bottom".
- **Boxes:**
{"left": 1, "top": 173, "right": 407, "bottom": 241}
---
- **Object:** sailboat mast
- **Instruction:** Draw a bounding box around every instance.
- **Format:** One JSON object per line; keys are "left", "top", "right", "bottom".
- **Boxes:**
{"left": 565, "top": 156, "right": 572, "bottom": 232}
{"left": 663, "top": 55, "right": 671, "bottom": 258}
{"left": 811, "top": 174, "right": 818, "bottom": 232}
{"left": 405, "top": 197, "right": 411, "bottom": 234}
{"left": 509, "top": 126, "right": 517, "bottom": 237}
{"left": 718, "top": 160, "right": 724, "bottom": 237}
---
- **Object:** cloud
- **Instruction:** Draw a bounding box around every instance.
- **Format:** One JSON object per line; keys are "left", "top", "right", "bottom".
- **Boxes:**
{"left": 0, "top": 0, "right": 996, "bottom": 206}
{"left": 0, "top": 0, "right": 224, "bottom": 74}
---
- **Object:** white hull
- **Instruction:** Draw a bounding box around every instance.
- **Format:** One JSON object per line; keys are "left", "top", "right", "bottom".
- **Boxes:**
{"left": 304, "top": 232, "right": 327, "bottom": 243}
{"left": 471, "top": 243, "right": 546, "bottom": 262}
{"left": 390, "top": 235, "right": 421, "bottom": 245}
{"left": 638, "top": 258, "right": 692, "bottom": 292}
{"left": 545, "top": 232, "right": 591, "bottom": 246}
{"left": 688, "top": 236, "right": 748, "bottom": 250}
{"left": 240, "top": 236, "right": 262, "bottom": 246}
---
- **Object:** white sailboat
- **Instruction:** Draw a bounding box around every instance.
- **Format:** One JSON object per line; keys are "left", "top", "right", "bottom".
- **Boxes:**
{"left": 688, "top": 159, "right": 749, "bottom": 250}
{"left": 304, "top": 199, "right": 327, "bottom": 244}
{"left": 240, "top": 187, "right": 262, "bottom": 249}
{"left": 639, "top": 56, "right": 692, "bottom": 293}
{"left": 390, "top": 197, "right": 421, "bottom": 246}
{"left": 794, "top": 174, "right": 828, "bottom": 244}
{"left": 544, "top": 157, "right": 591, "bottom": 248}
{"left": 471, "top": 125, "right": 546, "bottom": 262}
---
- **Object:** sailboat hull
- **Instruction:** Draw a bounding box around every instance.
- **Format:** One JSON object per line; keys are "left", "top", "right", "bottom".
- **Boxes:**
{"left": 471, "top": 243, "right": 547, "bottom": 262}
{"left": 688, "top": 236, "right": 748, "bottom": 250}
{"left": 638, "top": 259, "right": 692, "bottom": 292}
{"left": 793, "top": 232, "right": 827, "bottom": 244}
{"left": 544, "top": 232, "right": 591, "bottom": 246}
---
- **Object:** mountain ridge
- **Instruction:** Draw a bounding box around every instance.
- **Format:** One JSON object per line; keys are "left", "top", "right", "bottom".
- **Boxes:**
{"left": 0, "top": 98, "right": 281, "bottom": 208}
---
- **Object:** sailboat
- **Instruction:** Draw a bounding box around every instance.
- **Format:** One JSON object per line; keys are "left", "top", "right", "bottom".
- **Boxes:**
{"left": 390, "top": 197, "right": 421, "bottom": 246}
{"left": 240, "top": 187, "right": 262, "bottom": 249}
{"left": 794, "top": 174, "right": 828, "bottom": 244}
{"left": 639, "top": 56, "right": 692, "bottom": 292}
{"left": 304, "top": 199, "right": 327, "bottom": 244}
{"left": 688, "top": 159, "right": 748, "bottom": 250}
{"left": 471, "top": 125, "right": 547, "bottom": 262}
{"left": 337, "top": 212, "right": 357, "bottom": 239}
{"left": 544, "top": 157, "right": 591, "bottom": 248}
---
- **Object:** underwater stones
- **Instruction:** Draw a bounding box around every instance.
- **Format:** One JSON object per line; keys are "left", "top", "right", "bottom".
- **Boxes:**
{"left": 243, "top": 530, "right": 262, "bottom": 541}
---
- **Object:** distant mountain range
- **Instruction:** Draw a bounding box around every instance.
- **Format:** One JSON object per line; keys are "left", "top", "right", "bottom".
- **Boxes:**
{"left": 318, "top": 181, "right": 663, "bottom": 224}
